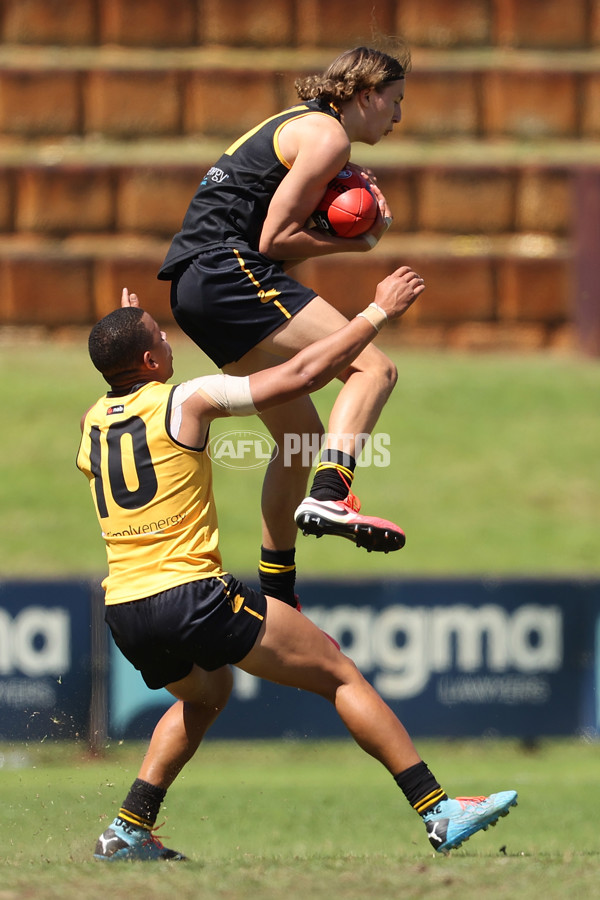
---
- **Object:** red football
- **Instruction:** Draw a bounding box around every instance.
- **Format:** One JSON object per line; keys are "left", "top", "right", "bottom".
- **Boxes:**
{"left": 312, "top": 169, "right": 378, "bottom": 238}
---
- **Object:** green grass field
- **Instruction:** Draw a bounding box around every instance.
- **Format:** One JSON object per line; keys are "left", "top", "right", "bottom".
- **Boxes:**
{"left": 1, "top": 336, "right": 599, "bottom": 898}
{"left": 1, "top": 335, "right": 599, "bottom": 579}
{"left": 1, "top": 737, "right": 599, "bottom": 900}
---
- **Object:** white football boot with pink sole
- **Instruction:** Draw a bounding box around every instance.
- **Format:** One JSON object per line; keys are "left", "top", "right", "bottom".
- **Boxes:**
{"left": 294, "top": 491, "right": 405, "bottom": 553}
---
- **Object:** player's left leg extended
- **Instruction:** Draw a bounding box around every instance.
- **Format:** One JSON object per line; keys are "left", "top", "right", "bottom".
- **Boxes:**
{"left": 238, "top": 597, "right": 518, "bottom": 854}
{"left": 95, "top": 665, "right": 232, "bottom": 861}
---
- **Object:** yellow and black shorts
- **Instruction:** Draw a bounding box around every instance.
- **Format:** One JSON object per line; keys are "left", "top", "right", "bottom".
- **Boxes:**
{"left": 169, "top": 245, "right": 317, "bottom": 367}
{"left": 105, "top": 574, "right": 267, "bottom": 689}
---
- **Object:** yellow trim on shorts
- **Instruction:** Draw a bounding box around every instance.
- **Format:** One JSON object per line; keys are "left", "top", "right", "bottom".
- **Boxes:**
{"left": 232, "top": 248, "right": 292, "bottom": 319}
{"left": 245, "top": 607, "right": 264, "bottom": 621}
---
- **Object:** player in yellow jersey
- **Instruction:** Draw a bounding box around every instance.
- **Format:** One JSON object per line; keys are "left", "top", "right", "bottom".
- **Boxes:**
{"left": 81, "top": 274, "right": 517, "bottom": 862}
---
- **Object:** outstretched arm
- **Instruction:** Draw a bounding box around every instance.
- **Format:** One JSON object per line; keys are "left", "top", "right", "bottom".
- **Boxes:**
{"left": 114, "top": 268, "right": 423, "bottom": 447}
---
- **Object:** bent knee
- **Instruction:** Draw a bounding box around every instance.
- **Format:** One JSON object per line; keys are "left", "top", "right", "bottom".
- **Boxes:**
{"left": 379, "top": 356, "right": 398, "bottom": 393}
{"left": 341, "top": 350, "right": 398, "bottom": 395}
{"left": 318, "top": 653, "right": 368, "bottom": 701}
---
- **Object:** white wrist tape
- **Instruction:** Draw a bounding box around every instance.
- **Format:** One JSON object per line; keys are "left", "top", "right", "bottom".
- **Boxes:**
{"left": 356, "top": 302, "right": 388, "bottom": 333}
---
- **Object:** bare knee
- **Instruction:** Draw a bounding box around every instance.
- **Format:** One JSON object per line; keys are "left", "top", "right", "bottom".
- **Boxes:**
{"left": 374, "top": 355, "right": 398, "bottom": 401}
{"left": 314, "top": 653, "right": 366, "bottom": 703}
{"left": 382, "top": 355, "right": 398, "bottom": 392}
{"left": 340, "top": 350, "right": 398, "bottom": 399}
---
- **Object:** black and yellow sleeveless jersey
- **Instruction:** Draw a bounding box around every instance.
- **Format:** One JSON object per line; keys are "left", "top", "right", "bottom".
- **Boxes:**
{"left": 77, "top": 381, "right": 224, "bottom": 605}
{"left": 159, "top": 99, "right": 342, "bottom": 278}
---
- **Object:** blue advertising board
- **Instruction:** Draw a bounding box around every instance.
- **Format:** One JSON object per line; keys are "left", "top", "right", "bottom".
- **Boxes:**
{"left": 0, "top": 580, "right": 92, "bottom": 740}
{"left": 0, "top": 577, "right": 597, "bottom": 742}
{"left": 108, "top": 577, "right": 600, "bottom": 741}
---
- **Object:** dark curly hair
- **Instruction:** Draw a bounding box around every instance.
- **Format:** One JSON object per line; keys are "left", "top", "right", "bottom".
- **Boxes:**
{"left": 295, "top": 44, "right": 411, "bottom": 106}
{"left": 88, "top": 307, "right": 151, "bottom": 384}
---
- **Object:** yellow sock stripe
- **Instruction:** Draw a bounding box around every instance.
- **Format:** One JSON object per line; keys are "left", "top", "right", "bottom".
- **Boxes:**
{"left": 118, "top": 808, "right": 152, "bottom": 830}
{"left": 414, "top": 788, "right": 447, "bottom": 815}
{"left": 259, "top": 562, "right": 296, "bottom": 574}
{"left": 315, "top": 462, "right": 354, "bottom": 481}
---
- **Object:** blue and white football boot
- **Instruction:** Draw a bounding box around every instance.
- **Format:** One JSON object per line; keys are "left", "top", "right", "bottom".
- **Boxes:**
{"left": 423, "top": 791, "right": 518, "bottom": 853}
{"left": 94, "top": 816, "right": 187, "bottom": 861}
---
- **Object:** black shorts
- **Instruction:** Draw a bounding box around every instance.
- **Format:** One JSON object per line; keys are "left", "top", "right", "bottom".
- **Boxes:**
{"left": 169, "top": 245, "right": 317, "bottom": 367}
{"left": 104, "top": 574, "right": 267, "bottom": 689}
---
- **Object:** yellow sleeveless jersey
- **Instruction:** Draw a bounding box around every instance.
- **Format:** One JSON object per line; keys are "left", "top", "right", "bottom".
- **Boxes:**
{"left": 77, "top": 381, "right": 225, "bottom": 605}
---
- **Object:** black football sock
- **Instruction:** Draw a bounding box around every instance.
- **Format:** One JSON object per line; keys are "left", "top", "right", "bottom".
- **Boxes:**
{"left": 117, "top": 778, "right": 166, "bottom": 830}
{"left": 309, "top": 450, "right": 356, "bottom": 501}
{"left": 394, "top": 762, "right": 448, "bottom": 816}
{"left": 258, "top": 546, "right": 297, "bottom": 607}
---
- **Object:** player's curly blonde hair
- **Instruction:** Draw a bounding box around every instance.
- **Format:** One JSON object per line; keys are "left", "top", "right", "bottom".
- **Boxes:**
{"left": 295, "top": 45, "right": 411, "bottom": 105}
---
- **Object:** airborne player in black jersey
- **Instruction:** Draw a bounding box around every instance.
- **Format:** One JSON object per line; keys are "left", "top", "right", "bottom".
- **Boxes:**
{"left": 159, "top": 46, "right": 411, "bottom": 608}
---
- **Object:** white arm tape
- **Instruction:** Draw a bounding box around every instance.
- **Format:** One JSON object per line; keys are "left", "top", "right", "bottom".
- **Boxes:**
{"left": 173, "top": 374, "right": 257, "bottom": 416}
